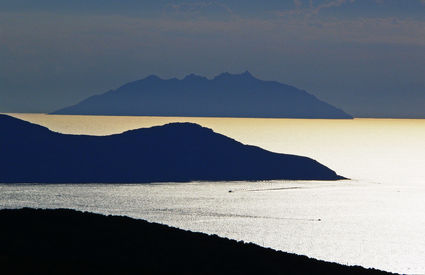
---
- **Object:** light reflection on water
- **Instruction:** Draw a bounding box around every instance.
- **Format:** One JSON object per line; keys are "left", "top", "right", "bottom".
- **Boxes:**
{"left": 1, "top": 113, "right": 425, "bottom": 273}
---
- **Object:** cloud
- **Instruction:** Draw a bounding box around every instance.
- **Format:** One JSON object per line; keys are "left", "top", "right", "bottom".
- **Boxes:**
{"left": 293, "top": 0, "right": 303, "bottom": 9}
{"left": 311, "top": 0, "right": 356, "bottom": 15}
{"left": 275, "top": 0, "right": 357, "bottom": 18}
{"left": 165, "top": 1, "right": 234, "bottom": 17}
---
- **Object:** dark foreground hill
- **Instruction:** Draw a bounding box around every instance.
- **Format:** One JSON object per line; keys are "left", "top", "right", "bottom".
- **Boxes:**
{"left": 0, "top": 208, "right": 391, "bottom": 275}
{"left": 52, "top": 71, "right": 352, "bottom": 119}
{"left": 0, "top": 114, "right": 344, "bottom": 183}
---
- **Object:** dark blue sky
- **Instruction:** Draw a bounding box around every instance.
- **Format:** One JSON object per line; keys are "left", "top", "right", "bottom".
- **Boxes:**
{"left": 1, "top": 0, "right": 424, "bottom": 117}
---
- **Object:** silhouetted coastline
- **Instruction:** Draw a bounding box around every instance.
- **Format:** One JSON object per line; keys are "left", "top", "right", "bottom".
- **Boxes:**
{"left": 51, "top": 72, "right": 352, "bottom": 119}
{"left": 0, "top": 114, "right": 345, "bottom": 183}
{"left": 0, "top": 208, "right": 392, "bottom": 275}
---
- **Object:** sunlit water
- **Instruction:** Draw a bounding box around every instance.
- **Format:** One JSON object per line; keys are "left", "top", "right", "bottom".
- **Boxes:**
{"left": 1, "top": 113, "right": 425, "bottom": 274}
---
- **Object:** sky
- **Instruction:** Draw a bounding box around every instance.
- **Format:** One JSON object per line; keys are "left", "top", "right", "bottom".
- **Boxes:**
{"left": 0, "top": 0, "right": 424, "bottom": 117}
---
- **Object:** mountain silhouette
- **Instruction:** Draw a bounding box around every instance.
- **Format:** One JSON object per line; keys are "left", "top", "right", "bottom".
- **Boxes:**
{"left": 51, "top": 71, "right": 352, "bottom": 119}
{"left": 0, "top": 115, "right": 345, "bottom": 183}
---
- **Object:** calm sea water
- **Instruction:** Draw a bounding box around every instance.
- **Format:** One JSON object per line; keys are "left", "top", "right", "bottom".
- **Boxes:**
{"left": 1, "top": 113, "right": 425, "bottom": 273}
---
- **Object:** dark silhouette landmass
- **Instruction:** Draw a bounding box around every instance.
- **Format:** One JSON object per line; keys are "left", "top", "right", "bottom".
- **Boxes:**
{"left": 51, "top": 71, "right": 352, "bottom": 119}
{"left": 0, "top": 114, "right": 344, "bottom": 183}
{"left": 0, "top": 208, "right": 392, "bottom": 275}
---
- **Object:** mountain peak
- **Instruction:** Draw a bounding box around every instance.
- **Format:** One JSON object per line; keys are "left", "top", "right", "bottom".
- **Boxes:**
{"left": 213, "top": 71, "right": 256, "bottom": 81}
{"left": 144, "top": 75, "right": 161, "bottom": 81}
{"left": 242, "top": 70, "right": 253, "bottom": 77}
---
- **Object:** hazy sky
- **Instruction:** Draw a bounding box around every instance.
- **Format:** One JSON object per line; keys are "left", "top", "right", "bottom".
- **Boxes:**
{"left": 1, "top": 0, "right": 424, "bottom": 117}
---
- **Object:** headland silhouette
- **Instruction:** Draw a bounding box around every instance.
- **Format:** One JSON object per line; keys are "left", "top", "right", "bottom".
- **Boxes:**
{"left": 0, "top": 114, "right": 345, "bottom": 183}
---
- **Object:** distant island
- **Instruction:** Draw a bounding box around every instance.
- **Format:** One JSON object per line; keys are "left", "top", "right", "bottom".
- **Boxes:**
{"left": 0, "top": 208, "right": 390, "bottom": 275}
{"left": 51, "top": 71, "right": 353, "bottom": 119}
{"left": 0, "top": 114, "right": 345, "bottom": 183}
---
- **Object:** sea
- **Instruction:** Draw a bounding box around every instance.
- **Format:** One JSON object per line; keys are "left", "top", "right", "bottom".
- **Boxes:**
{"left": 1, "top": 113, "right": 425, "bottom": 274}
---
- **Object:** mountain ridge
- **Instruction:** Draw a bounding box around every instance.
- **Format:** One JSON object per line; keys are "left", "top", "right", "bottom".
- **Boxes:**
{"left": 52, "top": 72, "right": 353, "bottom": 119}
